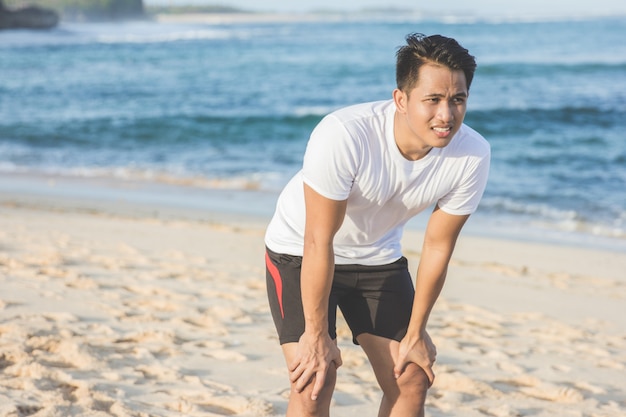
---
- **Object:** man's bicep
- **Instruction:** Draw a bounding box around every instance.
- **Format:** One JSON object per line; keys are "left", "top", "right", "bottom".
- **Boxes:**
{"left": 303, "top": 183, "right": 347, "bottom": 245}
{"left": 424, "top": 206, "right": 470, "bottom": 250}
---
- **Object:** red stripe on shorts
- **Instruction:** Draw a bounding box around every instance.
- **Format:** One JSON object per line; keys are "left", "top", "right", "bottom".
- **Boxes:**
{"left": 265, "top": 251, "right": 285, "bottom": 318}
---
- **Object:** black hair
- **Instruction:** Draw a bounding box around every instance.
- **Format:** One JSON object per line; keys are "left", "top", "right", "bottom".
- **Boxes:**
{"left": 396, "top": 33, "right": 477, "bottom": 92}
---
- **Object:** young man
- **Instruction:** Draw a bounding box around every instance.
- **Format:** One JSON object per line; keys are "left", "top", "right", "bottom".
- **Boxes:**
{"left": 264, "top": 33, "right": 490, "bottom": 417}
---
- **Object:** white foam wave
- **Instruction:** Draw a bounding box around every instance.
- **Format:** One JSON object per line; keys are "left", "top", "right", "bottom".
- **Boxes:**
{"left": 292, "top": 105, "right": 336, "bottom": 118}
{"left": 94, "top": 27, "right": 233, "bottom": 44}
{"left": 0, "top": 165, "right": 264, "bottom": 191}
{"left": 0, "top": 21, "right": 242, "bottom": 48}
{"left": 480, "top": 197, "right": 626, "bottom": 240}
{"left": 482, "top": 197, "right": 578, "bottom": 221}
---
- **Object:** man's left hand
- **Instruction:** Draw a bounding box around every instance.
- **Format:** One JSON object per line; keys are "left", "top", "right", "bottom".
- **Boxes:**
{"left": 394, "top": 330, "right": 437, "bottom": 386}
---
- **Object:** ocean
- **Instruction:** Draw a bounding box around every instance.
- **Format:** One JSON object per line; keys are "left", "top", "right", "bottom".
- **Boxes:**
{"left": 1, "top": 16, "right": 625, "bottom": 251}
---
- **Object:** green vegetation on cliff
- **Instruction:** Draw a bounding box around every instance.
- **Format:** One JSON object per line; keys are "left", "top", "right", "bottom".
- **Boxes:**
{"left": 0, "top": 0, "right": 60, "bottom": 29}
{"left": 2, "top": 0, "right": 254, "bottom": 22}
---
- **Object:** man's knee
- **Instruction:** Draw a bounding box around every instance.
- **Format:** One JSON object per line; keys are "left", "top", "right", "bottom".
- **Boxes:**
{"left": 395, "top": 363, "right": 430, "bottom": 397}
{"left": 288, "top": 369, "right": 337, "bottom": 416}
{"left": 290, "top": 392, "right": 329, "bottom": 416}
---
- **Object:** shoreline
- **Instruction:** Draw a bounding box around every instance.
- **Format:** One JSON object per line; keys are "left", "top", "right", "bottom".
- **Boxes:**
{"left": 1, "top": 171, "right": 624, "bottom": 254}
{"left": 0, "top": 171, "right": 275, "bottom": 228}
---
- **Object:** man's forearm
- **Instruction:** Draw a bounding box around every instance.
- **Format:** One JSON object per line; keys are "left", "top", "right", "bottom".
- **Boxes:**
{"left": 408, "top": 208, "right": 468, "bottom": 335}
{"left": 407, "top": 246, "right": 451, "bottom": 335}
{"left": 300, "top": 242, "right": 335, "bottom": 335}
{"left": 300, "top": 185, "right": 347, "bottom": 336}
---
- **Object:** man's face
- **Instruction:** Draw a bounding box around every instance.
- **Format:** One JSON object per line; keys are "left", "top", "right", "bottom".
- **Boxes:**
{"left": 394, "top": 63, "right": 468, "bottom": 159}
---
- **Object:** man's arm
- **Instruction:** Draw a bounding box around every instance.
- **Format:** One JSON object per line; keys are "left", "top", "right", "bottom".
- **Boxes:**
{"left": 289, "top": 183, "right": 347, "bottom": 400}
{"left": 394, "top": 205, "right": 469, "bottom": 383}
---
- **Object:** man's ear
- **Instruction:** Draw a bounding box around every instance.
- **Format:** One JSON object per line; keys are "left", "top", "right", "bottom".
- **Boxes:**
{"left": 392, "top": 88, "right": 407, "bottom": 114}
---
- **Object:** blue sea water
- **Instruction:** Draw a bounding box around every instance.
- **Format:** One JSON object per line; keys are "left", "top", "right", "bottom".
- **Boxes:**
{"left": 1, "top": 16, "right": 625, "bottom": 250}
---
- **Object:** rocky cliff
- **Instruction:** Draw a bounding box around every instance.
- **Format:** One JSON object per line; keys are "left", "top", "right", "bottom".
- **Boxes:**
{"left": 60, "top": 0, "right": 144, "bottom": 22}
{"left": 0, "top": 0, "right": 146, "bottom": 29}
{"left": 0, "top": 1, "right": 59, "bottom": 29}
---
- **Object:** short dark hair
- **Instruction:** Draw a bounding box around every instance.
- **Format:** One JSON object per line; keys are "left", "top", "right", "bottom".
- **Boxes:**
{"left": 396, "top": 33, "right": 477, "bottom": 93}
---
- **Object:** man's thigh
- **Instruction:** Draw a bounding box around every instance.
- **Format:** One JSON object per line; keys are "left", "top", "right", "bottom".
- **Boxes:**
{"left": 335, "top": 257, "right": 415, "bottom": 344}
{"left": 266, "top": 248, "right": 340, "bottom": 344}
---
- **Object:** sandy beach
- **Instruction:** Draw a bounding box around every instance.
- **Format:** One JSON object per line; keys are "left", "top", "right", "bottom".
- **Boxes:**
{"left": 0, "top": 177, "right": 625, "bottom": 417}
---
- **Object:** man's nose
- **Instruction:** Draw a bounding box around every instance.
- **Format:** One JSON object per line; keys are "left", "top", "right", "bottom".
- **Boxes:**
{"left": 436, "top": 102, "right": 454, "bottom": 122}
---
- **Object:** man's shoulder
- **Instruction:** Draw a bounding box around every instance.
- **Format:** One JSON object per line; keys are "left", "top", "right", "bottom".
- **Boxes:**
{"left": 452, "top": 124, "right": 490, "bottom": 156}
{"left": 328, "top": 99, "right": 394, "bottom": 124}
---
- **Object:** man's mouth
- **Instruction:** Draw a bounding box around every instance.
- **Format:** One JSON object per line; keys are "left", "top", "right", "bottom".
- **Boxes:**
{"left": 432, "top": 126, "right": 453, "bottom": 137}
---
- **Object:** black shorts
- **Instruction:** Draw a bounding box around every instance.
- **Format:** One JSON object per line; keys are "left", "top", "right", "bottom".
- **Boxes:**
{"left": 265, "top": 247, "right": 415, "bottom": 345}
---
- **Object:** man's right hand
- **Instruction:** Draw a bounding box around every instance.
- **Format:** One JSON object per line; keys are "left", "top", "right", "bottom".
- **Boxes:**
{"left": 288, "top": 331, "right": 343, "bottom": 401}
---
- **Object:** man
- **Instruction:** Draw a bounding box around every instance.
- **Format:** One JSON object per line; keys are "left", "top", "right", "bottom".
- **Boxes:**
{"left": 264, "top": 33, "right": 490, "bottom": 417}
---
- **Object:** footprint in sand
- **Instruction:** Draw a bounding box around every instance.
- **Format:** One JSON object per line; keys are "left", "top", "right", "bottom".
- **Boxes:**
{"left": 65, "top": 276, "right": 98, "bottom": 290}
{"left": 203, "top": 349, "right": 247, "bottom": 363}
{"left": 115, "top": 329, "right": 179, "bottom": 345}
{"left": 496, "top": 374, "right": 541, "bottom": 388}
{"left": 573, "top": 381, "right": 606, "bottom": 395}
{"left": 427, "top": 390, "right": 469, "bottom": 413}
{"left": 498, "top": 375, "right": 584, "bottom": 403}
{"left": 27, "top": 337, "right": 95, "bottom": 369}
{"left": 482, "top": 262, "right": 528, "bottom": 277}
{"left": 519, "top": 383, "right": 584, "bottom": 403}
{"left": 433, "top": 369, "right": 500, "bottom": 398}
{"left": 164, "top": 391, "right": 274, "bottom": 416}
{"left": 478, "top": 404, "right": 520, "bottom": 417}
{"left": 550, "top": 363, "right": 572, "bottom": 373}
{"left": 15, "top": 405, "right": 44, "bottom": 416}
{"left": 595, "top": 358, "right": 625, "bottom": 370}
{"left": 0, "top": 300, "right": 23, "bottom": 311}
{"left": 123, "top": 297, "right": 180, "bottom": 313}
{"left": 203, "top": 305, "right": 252, "bottom": 324}
{"left": 496, "top": 360, "right": 525, "bottom": 374}
{"left": 135, "top": 363, "right": 180, "bottom": 381}
{"left": 201, "top": 396, "right": 273, "bottom": 416}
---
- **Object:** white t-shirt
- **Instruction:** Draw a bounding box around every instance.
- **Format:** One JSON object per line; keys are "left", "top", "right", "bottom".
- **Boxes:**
{"left": 265, "top": 99, "right": 490, "bottom": 265}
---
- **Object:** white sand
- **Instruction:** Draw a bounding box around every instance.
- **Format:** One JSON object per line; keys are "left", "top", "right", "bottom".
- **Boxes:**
{"left": 0, "top": 187, "right": 624, "bottom": 416}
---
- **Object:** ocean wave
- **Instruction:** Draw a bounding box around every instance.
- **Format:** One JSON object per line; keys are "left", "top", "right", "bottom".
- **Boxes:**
{"left": 93, "top": 27, "right": 234, "bottom": 44}
{"left": 0, "top": 164, "right": 266, "bottom": 191}
{"left": 444, "top": 14, "right": 624, "bottom": 24}
{"left": 292, "top": 105, "right": 338, "bottom": 118}
{"left": 0, "top": 112, "right": 322, "bottom": 146}
{"left": 479, "top": 61, "right": 626, "bottom": 74}
{"left": 467, "top": 106, "right": 624, "bottom": 135}
{"left": 0, "top": 22, "right": 252, "bottom": 48}
{"left": 479, "top": 197, "right": 626, "bottom": 239}
{"left": 481, "top": 197, "right": 578, "bottom": 221}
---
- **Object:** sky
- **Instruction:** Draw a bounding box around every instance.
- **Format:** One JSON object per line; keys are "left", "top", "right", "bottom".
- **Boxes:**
{"left": 150, "top": 0, "right": 626, "bottom": 18}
